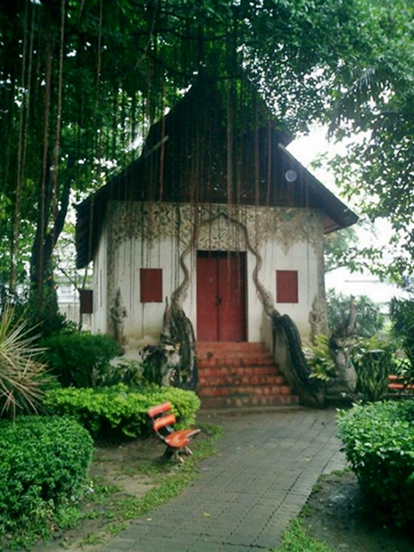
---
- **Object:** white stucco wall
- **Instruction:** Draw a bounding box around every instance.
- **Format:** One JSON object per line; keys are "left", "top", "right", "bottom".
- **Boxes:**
{"left": 92, "top": 221, "right": 109, "bottom": 334}
{"left": 112, "top": 235, "right": 194, "bottom": 347}
{"left": 93, "top": 202, "right": 326, "bottom": 348}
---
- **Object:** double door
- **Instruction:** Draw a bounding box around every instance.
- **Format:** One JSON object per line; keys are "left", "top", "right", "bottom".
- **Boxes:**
{"left": 196, "top": 251, "right": 246, "bottom": 342}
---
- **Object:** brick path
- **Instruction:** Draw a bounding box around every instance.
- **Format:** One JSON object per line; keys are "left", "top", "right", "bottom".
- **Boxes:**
{"left": 102, "top": 407, "right": 345, "bottom": 552}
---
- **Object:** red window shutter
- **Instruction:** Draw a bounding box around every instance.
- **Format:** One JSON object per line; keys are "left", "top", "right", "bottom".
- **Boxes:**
{"left": 140, "top": 268, "right": 163, "bottom": 302}
{"left": 276, "top": 270, "right": 298, "bottom": 303}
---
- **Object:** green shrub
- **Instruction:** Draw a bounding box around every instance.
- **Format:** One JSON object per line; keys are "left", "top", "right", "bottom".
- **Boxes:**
{"left": 0, "top": 416, "right": 93, "bottom": 544}
{"left": 43, "top": 383, "right": 201, "bottom": 438}
{"left": 353, "top": 336, "right": 395, "bottom": 401}
{"left": 41, "top": 333, "right": 121, "bottom": 388}
{"left": 96, "top": 358, "right": 146, "bottom": 387}
{"left": 337, "top": 401, "right": 414, "bottom": 527}
{"left": 10, "top": 293, "right": 77, "bottom": 339}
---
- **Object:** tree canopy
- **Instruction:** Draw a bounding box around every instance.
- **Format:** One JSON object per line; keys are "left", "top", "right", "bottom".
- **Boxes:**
{"left": 1, "top": 0, "right": 413, "bottom": 315}
{"left": 326, "top": 0, "right": 414, "bottom": 284}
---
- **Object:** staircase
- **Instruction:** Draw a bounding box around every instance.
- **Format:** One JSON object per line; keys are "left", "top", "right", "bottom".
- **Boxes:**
{"left": 197, "top": 342, "right": 299, "bottom": 410}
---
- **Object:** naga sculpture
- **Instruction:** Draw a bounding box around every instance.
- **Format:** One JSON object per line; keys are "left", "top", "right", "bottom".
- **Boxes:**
{"left": 326, "top": 296, "right": 358, "bottom": 399}
{"left": 160, "top": 296, "right": 198, "bottom": 390}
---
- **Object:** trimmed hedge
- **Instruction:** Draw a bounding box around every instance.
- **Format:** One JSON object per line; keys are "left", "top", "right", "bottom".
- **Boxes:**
{"left": 337, "top": 400, "right": 414, "bottom": 527}
{"left": 43, "top": 384, "right": 201, "bottom": 438}
{"left": 0, "top": 416, "right": 93, "bottom": 539}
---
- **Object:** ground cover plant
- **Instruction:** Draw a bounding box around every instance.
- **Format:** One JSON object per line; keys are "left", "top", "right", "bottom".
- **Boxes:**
{"left": 337, "top": 400, "right": 414, "bottom": 527}
{"left": 273, "top": 519, "right": 334, "bottom": 551}
{"left": 0, "top": 415, "right": 93, "bottom": 550}
{"left": 28, "top": 421, "right": 223, "bottom": 551}
{"left": 44, "top": 384, "right": 201, "bottom": 438}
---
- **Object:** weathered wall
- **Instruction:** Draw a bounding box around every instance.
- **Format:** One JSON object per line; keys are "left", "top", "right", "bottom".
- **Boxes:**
{"left": 92, "top": 220, "right": 109, "bottom": 334}
{"left": 93, "top": 201, "right": 326, "bottom": 348}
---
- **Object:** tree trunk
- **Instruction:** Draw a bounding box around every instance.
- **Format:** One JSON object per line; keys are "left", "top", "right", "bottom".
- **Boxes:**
{"left": 30, "top": 156, "right": 73, "bottom": 317}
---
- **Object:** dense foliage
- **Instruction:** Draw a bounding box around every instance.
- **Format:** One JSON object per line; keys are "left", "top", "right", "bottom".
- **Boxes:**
{"left": 323, "top": 226, "right": 360, "bottom": 274}
{"left": 326, "top": 290, "right": 385, "bottom": 337}
{"left": 0, "top": 416, "right": 93, "bottom": 546}
{"left": 306, "top": 334, "right": 394, "bottom": 402}
{"left": 338, "top": 401, "right": 414, "bottom": 527}
{"left": 44, "top": 383, "right": 201, "bottom": 438}
{"left": 352, "top": 335, "right": 395, "bottom": 401}
{"left": 41, "top": 333, "right": 121, "bottom": 388}
{"left": 327, "top": 0, "right": 414, "bottom": 282}
{"left": 390, "top": 296, "right": 414, "bottom": 367}
{"left": 1, "top": 0, "right": 413, "bottom": 318}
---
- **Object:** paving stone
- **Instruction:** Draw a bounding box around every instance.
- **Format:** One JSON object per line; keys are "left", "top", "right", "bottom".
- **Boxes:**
{"left": 102, "top": 408, "right": 346, "bottom": 552}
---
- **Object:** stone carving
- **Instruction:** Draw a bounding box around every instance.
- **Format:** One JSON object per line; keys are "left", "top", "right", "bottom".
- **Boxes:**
{"left": 139, "top": 342, "right": 181, "bottom": 387}
{"left": 309, "top": 294, "right": 328, "bottom": 345}
{"left": 161, "top": 297, "right": 198, "bottom": 390}
{"left": 109, "top": 201, "right": 322, "bottom": 255}
{"left": 326, "top": 296, "right": 358, "bottom": 398}
{"left": 110, "top": 288, "right": 127, "bottom": 348}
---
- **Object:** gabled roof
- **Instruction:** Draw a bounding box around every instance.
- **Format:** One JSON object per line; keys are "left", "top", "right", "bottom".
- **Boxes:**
{"left": 76, "top": 74, "right": 358, "bottom": 268}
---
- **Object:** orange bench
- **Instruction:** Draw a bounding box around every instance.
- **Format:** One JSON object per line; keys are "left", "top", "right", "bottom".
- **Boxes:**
{"left": 147, "top": 401, "right": 200, "bottom": 463}
{"left": 388, "top": 374, "right": 414, "bottom": 393}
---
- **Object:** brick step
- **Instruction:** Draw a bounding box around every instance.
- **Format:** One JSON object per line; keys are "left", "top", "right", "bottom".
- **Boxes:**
{"left": 196, "top": 341, "right": 298, "bottom": 410}
{"left": 198, "top": 365, "right": 280, "bottom": 378}
{"left": 199, "top": 374, "right": 285, "bottom": 387}
{"left": 197, "top": 343, "right": 268, "bottom": 360}
{"left": 198, "top": 354, "right": 275, "bottom": 367}
{"left": 200, "top": 395, "right": 299, "bottom": 409}
{"left": 198, "top": 384, "right": 293, "bottom": 397}
{"left": 198, "top": 364, "right": 280, "bottom": 378}
{"left": 197, "top": 341, "right": 267, "bottom": 351}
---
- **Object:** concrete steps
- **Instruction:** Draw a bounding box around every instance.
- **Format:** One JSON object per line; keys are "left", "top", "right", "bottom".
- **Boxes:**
{"left": 197, "top": 341, "right": 298, "bottom": 409}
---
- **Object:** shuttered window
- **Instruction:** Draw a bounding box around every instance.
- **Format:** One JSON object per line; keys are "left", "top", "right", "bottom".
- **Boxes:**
{"left": 79, "top": 289, "right": 93, "bottom": 314}
{"left": 276, "top": 270, "right": 298, "bottom": 303}
{"left": 140, "top": 269, "right": 163, "bottom": 302}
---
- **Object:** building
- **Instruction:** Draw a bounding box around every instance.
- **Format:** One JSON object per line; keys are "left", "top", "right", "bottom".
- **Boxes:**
{"left": 76, "top": 73, "right": 357, "bottom": 406}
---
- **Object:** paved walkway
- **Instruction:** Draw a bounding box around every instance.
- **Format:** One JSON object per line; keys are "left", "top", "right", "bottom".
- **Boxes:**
{"left": 103, "top": 407, "right": 345, "bottom": 552}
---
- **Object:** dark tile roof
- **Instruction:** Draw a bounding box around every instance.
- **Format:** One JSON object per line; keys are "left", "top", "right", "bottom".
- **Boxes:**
{"left": 76, "top": 75, "right": 358, "bottom": 268}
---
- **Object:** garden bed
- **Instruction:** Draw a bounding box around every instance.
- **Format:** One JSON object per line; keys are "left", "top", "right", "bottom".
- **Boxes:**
{"left": 300, "top": 470, "right": 414, "bottom": 552}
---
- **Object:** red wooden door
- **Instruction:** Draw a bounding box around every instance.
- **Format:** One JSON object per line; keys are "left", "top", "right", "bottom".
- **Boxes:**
{"left": 197, "top": 251, "right": 246, "bottom": 342}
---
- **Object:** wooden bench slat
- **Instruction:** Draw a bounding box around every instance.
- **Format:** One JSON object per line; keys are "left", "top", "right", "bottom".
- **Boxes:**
{"left": 148, "top": 401, "right": 173, "bottom": 418}
{"left": 153, "top": 413, "right": 176, "bottom": 431}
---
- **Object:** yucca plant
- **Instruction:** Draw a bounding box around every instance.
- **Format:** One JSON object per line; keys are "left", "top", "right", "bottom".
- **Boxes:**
{"left": 0, "top": 306, "right": 51, "bottom": 420}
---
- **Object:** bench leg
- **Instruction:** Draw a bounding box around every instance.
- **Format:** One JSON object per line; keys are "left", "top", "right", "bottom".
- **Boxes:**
{"left": 182, "top": 446, "right": 193, "bottom": 456}
{"left": 163, "top": 447, "right": 186, "bottom": 464}
{"left": 173, "top": 450, "right": 185, "bottom": 464}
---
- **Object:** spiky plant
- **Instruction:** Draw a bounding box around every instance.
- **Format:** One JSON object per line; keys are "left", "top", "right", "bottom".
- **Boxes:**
{"left": 0, "top": 306, "right": 50, "bottom": 420}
